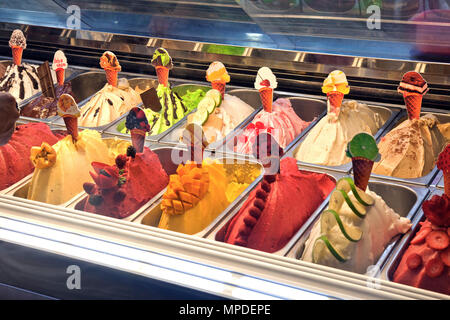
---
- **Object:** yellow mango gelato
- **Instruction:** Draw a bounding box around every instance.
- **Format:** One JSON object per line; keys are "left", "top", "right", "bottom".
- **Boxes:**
{"left": 158, "top": 159, "right": 260, "bottom": 235}
{"left": 27, "top": 129, "right": 129, "bottom": 205}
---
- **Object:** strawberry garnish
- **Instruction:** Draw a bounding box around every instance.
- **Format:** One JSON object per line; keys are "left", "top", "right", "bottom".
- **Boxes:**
{"left": 260, "top": 79, "right": 270, "bottom": 87}
{"left": 422, "top": 194, "right": 450, "bottom": 227}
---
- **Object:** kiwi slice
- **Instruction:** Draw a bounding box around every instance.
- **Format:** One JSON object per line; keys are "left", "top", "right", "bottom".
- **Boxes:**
{"left": 312, "top": 235, "right": 348, "bottom": 263}
{"left": 321, "top": 209, "right": 363, "bottom": 242}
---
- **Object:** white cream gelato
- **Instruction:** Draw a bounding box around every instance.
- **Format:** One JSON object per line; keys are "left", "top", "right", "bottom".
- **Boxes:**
{"left": 295, "top": 100, "right": 383, "bottom": 166}
{"left": 302, "top": 188, "right": 411, "bottom": 274}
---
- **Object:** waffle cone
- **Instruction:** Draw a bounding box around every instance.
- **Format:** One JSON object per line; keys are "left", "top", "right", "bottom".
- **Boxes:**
{"left": 444, "top": 171, "right": 450, "bottom": 196}
{"left": 156, "top": 66, "right": 169, "bottom": 87}
{"left": 105, "top": 68, "right": 119, "bottom": 87}
{"left": 327, "top": 91, "right": 344, "bottom": 116}
{"left": 11, "top": 46, "right": 23, "bottom": 66}
{"left": 259, "top": 87, "right": 273, "bottom": 112}
{"left": 403, "top": 93, "right": 422, "bottom": 120}
{"left": 352, "top": 157, "right": 374, "bottom": 191}
{"left": 211, "top": 81, "right": 226, "bottom": 99}
{"left": 56, "top": 68, "right": 65, "bottom": 86}
{"left": 131, "top": 129, "right": 146, "bottom": 153}
{"left": 63, "top": 116, "right": 78, "bottom": 141}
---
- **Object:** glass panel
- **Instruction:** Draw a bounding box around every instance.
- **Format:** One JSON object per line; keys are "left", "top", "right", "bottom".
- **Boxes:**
{"left": 0, "top": 0, "right": 450, "bottom": 61}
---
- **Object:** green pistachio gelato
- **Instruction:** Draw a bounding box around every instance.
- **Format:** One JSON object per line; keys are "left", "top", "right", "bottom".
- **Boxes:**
{"left": 117, "top": 85, "right": 206, "bottom": 136}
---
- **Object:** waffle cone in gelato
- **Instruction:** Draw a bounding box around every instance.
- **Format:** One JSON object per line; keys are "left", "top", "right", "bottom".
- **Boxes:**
{"left": 327, "top": 91, "right": 344, "bottom": 116}
{"left": 259, "top": 87, "right": 273, "bottom": 112}
{"left": 403, "top": 93, "right": 422, "bottom": 120}
{"left": 211, "top": 80, "right": 226, "bottom": 98}
{"left": 352, "top": 157, "right": 374, "bottom": 191}
{"left": 104, "top": 68, "right": 119, "bottom": 87}
{"left": 63, "top": 115, "right": 78, "bottom": 141}
{"left": 156, "top": 66, "right": 169, "bottom": 87}
{"left": 56, "top": 68, "right": 65, "bottom": 86}
{"left": 11, "top": 46, "right": 23, "bottom": 66}
{"left": 130, "top": 128, "right": 146, "bottom": 153}
{"left": 444, "top": 171, "right": 450, "bottom": 196}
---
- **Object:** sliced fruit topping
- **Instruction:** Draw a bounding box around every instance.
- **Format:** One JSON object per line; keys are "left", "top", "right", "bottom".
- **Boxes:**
{"left": 410, "top": 227, "right": 432, "bottom": 245}
{"left": 336, "top": 177, "right": 374, "bottom": 207}
{"left": 329, "top": 189, "right": 345, "bottom": 212}
{"left": 425, "top": 257, "right": 444, "bottom": 278}
{"left": 406, "top": 253, "right": 422, "bottom": 270}
{"left": 426, "top": 230, "right": 449, "bottom": 250}
{"left": 161, "top": 162, "right": 210, "bottom": 215}
{"left": 198, "top": 96, "right": 216, "bottom": 114}
{"left": 205, "top": 89, "right": 222, "bottom": 107}
{"left": 321, "top": 209, "right": 362, "bottom": 242}
{"left": 313, "top": 235, "right": 348, "bottom": 263}
{"left": 346, "top": 132, "right": 380, "bottom": 161}
{"left": 191, "top": 108, "right": 209, "bottom": 126}
{"left": 340, "top": 189, "right": 367, "bottom": 219}
{"left": 440, "top": 247, "right": 450, "bottom": 267}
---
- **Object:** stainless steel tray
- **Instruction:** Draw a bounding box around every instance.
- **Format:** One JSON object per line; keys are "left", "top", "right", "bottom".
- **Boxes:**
{"left": 381, "top": 189, "right": 446, "bottom": 295}
{"left": 158, "top": 89, "right": 263, "bottom": 150}
{"left": 285, "top": 179, "right": 428, "bottom": 276}
{"left": 102, "top": 82, "right": 211, "bottom": 142}
{"left": 369, "top": 110, "right": 450, "bottom": 186}
{"left": 220, "top": 96, "right": 328, "bottom": 157}
{"left": 131, "top": 148, "right": 264, "bottom": 238}
{"left": 204, "top": 165, "right": 344, "bottom": 256}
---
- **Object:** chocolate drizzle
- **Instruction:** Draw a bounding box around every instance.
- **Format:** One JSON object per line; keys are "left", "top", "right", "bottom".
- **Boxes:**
{"left": 163, "top": 92, "right": 170, "bottom": 126}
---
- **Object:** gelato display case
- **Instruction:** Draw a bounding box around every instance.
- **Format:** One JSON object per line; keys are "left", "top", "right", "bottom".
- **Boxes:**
{"left": 0, "top": 1, "right": 449, "bottom": 300}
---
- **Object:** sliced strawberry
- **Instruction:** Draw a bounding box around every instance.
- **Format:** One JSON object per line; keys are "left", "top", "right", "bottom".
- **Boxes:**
{"left": 410, "top": 227, "right": 432, "bottom": 245}
{"left": 425, "top": 257, "right": 444, "bottom": 278}
{"left": 440, "top": 247, "right": 450, "bottom": 267}
{"left": 448, "top": 227, "right": 450, "bottom": 237}
{"left": 426, "top": 230, "right": 449, "bottom": 250}
{"left": 406, "top": 253, "right": 422, "bottom": 270}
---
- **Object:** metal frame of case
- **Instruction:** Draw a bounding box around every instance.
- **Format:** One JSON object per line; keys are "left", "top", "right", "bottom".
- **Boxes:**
{"left": 0, "top": 22, "right": 449, "bottom": 300}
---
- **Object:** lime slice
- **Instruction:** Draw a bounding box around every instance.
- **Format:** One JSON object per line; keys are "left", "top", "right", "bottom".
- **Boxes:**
{"left": 340, "top": 189, "right": 367, "bottom": 219}
{"left": 347, "top": 133, "right": 379, "bottom": 160}
{"left": 198, "top": 97, "right": 216, "bottom": 114}
{"left": 205, "top": 89, "right": 222, "bottom": 107}
{"left": 329, "top": 190, "right": 345, "bottom": 212}
{"left": 337, "top": 177, "right": 374, "bottom": 207}
{"left": 191, "top": 108, "right": 209, "bottom": 126}
{"left": 312, "top": 235, "right": 348, "bottom": 263}
{"left": 321, "top": 209, "right": 362, "bottom": 242}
